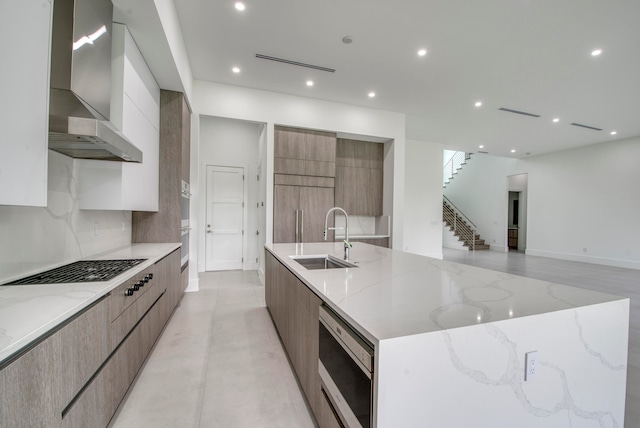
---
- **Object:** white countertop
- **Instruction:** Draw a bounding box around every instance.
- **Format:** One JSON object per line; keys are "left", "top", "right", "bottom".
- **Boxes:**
{"left": 335, "top": 234, "right": 390, "bottom": 239}
{"left": 266, "top": 242, "right": 625, "bottom": 344}
{"left": 0, "top": 243, "right": 181, "bottom": 364}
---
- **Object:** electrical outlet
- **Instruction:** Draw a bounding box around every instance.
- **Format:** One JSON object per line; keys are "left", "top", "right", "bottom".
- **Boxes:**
{"left": 525, "top": 350, "right": 539, "bottom": 381}
{"left": 94, "top": 222, "right": 100, "bottom": 237}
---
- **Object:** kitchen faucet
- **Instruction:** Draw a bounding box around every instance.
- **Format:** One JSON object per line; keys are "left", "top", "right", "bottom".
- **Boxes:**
{"left": 323, "top": 207, "right": 352, "bottom": 261}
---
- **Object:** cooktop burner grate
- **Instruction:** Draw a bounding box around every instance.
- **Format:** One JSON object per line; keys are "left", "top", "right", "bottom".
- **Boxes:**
{"left": 3, "top": 259, "right": 146, "bottom": 285}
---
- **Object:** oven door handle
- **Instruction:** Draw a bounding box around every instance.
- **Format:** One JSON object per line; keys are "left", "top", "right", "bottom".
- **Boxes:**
{"left": 319, "top": 361, "right": 364, "bottom": 428}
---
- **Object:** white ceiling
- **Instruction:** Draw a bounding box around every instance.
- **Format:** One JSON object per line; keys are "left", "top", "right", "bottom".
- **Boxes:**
{"left": 118, "top": 0, "right": 640, "bottom": 158}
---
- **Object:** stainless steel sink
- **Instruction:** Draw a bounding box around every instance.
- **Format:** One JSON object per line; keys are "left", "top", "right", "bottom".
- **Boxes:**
{"left": 292, "top": 255, "right": 357, "bottom": 270}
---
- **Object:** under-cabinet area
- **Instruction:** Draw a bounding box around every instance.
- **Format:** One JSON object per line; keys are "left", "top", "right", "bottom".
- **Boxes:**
{"left": 0, "top": 244, "right": 184, "bottom": 428}
{"left": 273, "top": 126, "right": 390, "bottom": 247}
{"left": 265, "top": 242, "right": 629, "bottom": 428}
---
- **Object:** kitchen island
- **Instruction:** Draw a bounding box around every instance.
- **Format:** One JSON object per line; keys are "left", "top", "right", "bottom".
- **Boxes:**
{"left": 265, "top": 242, "right": 629, "bottom": 428}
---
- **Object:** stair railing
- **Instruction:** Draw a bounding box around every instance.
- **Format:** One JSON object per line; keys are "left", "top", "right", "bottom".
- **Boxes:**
{"left": 443, "top": 151, "right": 467, "bottom": 186}
{"left": 443, "top": 196, "right": 478, "bottom": 251}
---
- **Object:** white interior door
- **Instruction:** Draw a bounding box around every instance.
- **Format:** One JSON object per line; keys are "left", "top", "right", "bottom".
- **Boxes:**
{"left": 205, "top": 165, "right": 244, "bottom": 271}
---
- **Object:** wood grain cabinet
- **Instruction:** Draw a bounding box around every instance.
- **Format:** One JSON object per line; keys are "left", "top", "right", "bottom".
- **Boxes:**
{"left": 335, "top": 139, "right": 384, "bottom": 216}
{"left": 59, "top": 296, "right": 111, "bottom": 408}
{"left": 0, "top": 333, "right": 62, "bottom": 427}
{"left": 265, "top": 251, "right": 321, "bottom": 419}
{"left": 133, "top": 90, "right": 190, "bottom": 242}
{"left": 0, "top": 248, "right": 182, "bottom": 428}
{"left": 274, "top": 126, "right": 337, "bottom": 177}
{"left": 273, "top": 185, "right": 335, "bottom": 243}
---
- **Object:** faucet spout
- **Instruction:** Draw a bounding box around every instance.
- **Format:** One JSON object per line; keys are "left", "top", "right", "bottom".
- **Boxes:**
{"left": 324, "top": 207, "right": 351, "bottom": 261}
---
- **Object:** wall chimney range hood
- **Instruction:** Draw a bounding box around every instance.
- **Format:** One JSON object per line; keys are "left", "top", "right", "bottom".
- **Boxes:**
{"left": 48, "top": 0, "right": 142, "bottom": 163}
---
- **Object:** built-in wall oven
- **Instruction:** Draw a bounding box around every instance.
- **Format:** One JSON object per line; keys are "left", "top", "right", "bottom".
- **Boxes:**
{"left": 180, "top": 180, "right": 190, "bottom": 271}
{"left": 319, "top": 304, "right": 375, "bottom": 428}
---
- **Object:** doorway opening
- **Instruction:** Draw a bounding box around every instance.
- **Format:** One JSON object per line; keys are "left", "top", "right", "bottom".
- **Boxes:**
{"left": 507, "top": 173, "right": 528, "bottom": 252}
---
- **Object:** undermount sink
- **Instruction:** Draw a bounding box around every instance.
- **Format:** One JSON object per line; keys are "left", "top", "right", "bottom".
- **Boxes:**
{"left": 292, "top": 255, "right": 358, "bottom": 270}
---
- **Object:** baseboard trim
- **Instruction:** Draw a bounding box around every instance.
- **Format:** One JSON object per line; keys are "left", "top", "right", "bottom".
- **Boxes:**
{"left": 525, "top": 249, "right": 640, "bottom": 270}
{"left": 186, "top": 277, "right": 199, "bottom": 292}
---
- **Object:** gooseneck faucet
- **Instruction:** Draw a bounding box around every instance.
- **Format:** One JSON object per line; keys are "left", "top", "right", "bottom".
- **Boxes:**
{"left": 323, "top": 207, "right": 352, "bottom": 261}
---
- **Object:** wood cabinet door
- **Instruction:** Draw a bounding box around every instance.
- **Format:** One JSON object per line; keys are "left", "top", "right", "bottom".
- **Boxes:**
{"left": 299, "top": 186, "right": 335, "bottom": 243}
{"left": 0, "top": 333, "right": 61, "bottom": 427}
{"left": 273, "top": 185, "right": 300, "bottom": 243}
{"left": 275, "top": 126, "right": 305, "bottom": 159}
{"left": 305, "top": 130, "right": 336, "bottom": 163}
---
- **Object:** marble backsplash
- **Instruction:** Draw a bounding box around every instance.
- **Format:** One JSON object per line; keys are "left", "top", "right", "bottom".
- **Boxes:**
{"left": 0, "top": 151, "right": 131, "bottom": 283}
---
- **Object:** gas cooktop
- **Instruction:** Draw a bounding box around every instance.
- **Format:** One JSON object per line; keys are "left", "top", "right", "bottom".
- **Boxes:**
{"left": 3, "top": 259, "right": 146, "bottom": 285}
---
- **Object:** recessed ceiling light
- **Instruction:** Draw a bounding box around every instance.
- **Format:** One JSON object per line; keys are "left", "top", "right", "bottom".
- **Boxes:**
{"left": 306, "top": 80, "right": 314, "bottom": 87}
{"left": 553, "top": 118, "right": 560, "bottom": 123}
{"left": 591, "top": 49, "right": 602, "bottom": 56}
{"left": 235, "top": 2, "right": 246, "bottom": 11}
{"left": 611, "top": 131, "right": 617, "bottom": 135}
{"left": 479, "top": 145, "right": 484, "bottom": 149}
{"left": 417, "top": 49, "right": 427, "bottom": 56}
{"left": 232, "top": 67, "right": 240, "bottom": 73}
{"left": 511, "top": 149, "right": 516, "bottom": 153}
{"left": 368, "top": 92, "right": 376, "bottom": 98}
{"left": 475, "top": 101, "right": 482, "bottom": 107}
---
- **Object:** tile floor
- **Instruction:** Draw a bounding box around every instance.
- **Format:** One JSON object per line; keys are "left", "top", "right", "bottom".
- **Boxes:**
{"left": 111, "top": 250, "right": 639, "bottom": 427}
{"left": 109, "top": 270, "right": 315, "bottom": 428}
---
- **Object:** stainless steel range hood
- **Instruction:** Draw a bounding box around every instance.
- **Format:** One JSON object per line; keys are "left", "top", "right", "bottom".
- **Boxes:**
{"left": 48, "top": 0, "right": 142, "bottom": 163}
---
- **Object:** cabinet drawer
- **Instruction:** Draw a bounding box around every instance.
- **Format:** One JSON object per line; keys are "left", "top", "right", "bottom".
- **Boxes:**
{"left": 109, "top": 267, "right": 162, "bottom": 347}
{"left": 59, "top": 296, "right": 111, "bottom": 408}
{"left": 109, "top": 267, "right": 156, "bottom": 322}
{"left": 275, "top": 158, "right": 336, "bottom": 178}
{"left": 62, "top": 293, "right": 167, "bottom": 428}
{"left": 274, "top": 174, "right": 335, "bottom": 188}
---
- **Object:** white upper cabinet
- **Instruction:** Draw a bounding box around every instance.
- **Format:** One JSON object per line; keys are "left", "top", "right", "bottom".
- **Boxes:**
{"left": 0, "top": 1, "right": 52, "bottom": 207}
{"left": 78, "top": 24, "right": 160, "bottom": 211}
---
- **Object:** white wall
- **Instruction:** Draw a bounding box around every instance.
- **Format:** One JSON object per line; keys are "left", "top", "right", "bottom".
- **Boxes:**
{"left": 197, "top": 116, "right": 261, "bottom": 273}
{"left": 257, "top": 124, "right": 268, "bottom": 282}
{"left": 192, "top": 81, "right": 406, "bottom": 276}
{"left": 524, "top": 137, "right": 640, "bottom": 269}
{"left": 403, "top": 139, "right": 444, "bottom": 259}
{"left": 0, "top": 152, "right": 131, "bottom": 283}
{"left": 444, "top": 137, "right": 640, "bottom": 269}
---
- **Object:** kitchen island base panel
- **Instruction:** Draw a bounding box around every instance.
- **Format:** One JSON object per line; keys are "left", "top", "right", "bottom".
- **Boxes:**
{"left": 375, "top": 299, "right": 629, "bottom": 428}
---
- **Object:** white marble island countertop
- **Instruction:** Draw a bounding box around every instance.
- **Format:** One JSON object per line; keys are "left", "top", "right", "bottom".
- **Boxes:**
{"left": 267, "top": 242, "right": 630, "bottom": 427}
{"left": 0, "top": 243, "right": 180, "bottom": 364}
{"left": 266, "top": 242, "right": 626, "bottom": 344}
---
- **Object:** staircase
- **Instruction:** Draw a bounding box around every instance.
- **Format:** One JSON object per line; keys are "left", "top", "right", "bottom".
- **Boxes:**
{"left": 443, "top": 151, "right": 472, "bottom": 187}
{"left": 443, "top": 198, "right": 490, "bottom": 251}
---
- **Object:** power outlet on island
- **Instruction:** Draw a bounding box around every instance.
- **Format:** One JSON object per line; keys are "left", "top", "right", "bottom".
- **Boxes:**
{"left": 525, "top": 350, "right": 539, "bottom": 381}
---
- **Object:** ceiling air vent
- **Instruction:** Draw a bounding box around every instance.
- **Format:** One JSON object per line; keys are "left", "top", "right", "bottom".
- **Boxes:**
{"left": 570, "top": 122, "right": 602, "bottom": 131}
{"left": 255, "top": 54, "right": 335, "bottom": 73}
{"left": 498, "top": 107, "right": 541, "bottom": 118}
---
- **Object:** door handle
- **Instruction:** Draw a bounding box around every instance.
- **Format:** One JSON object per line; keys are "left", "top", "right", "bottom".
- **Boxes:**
{"left": 295, "top": 210, "right": 299, "bottom": 243}
{"left": 300, "top": 209, "right": 304, "bottom": 243}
